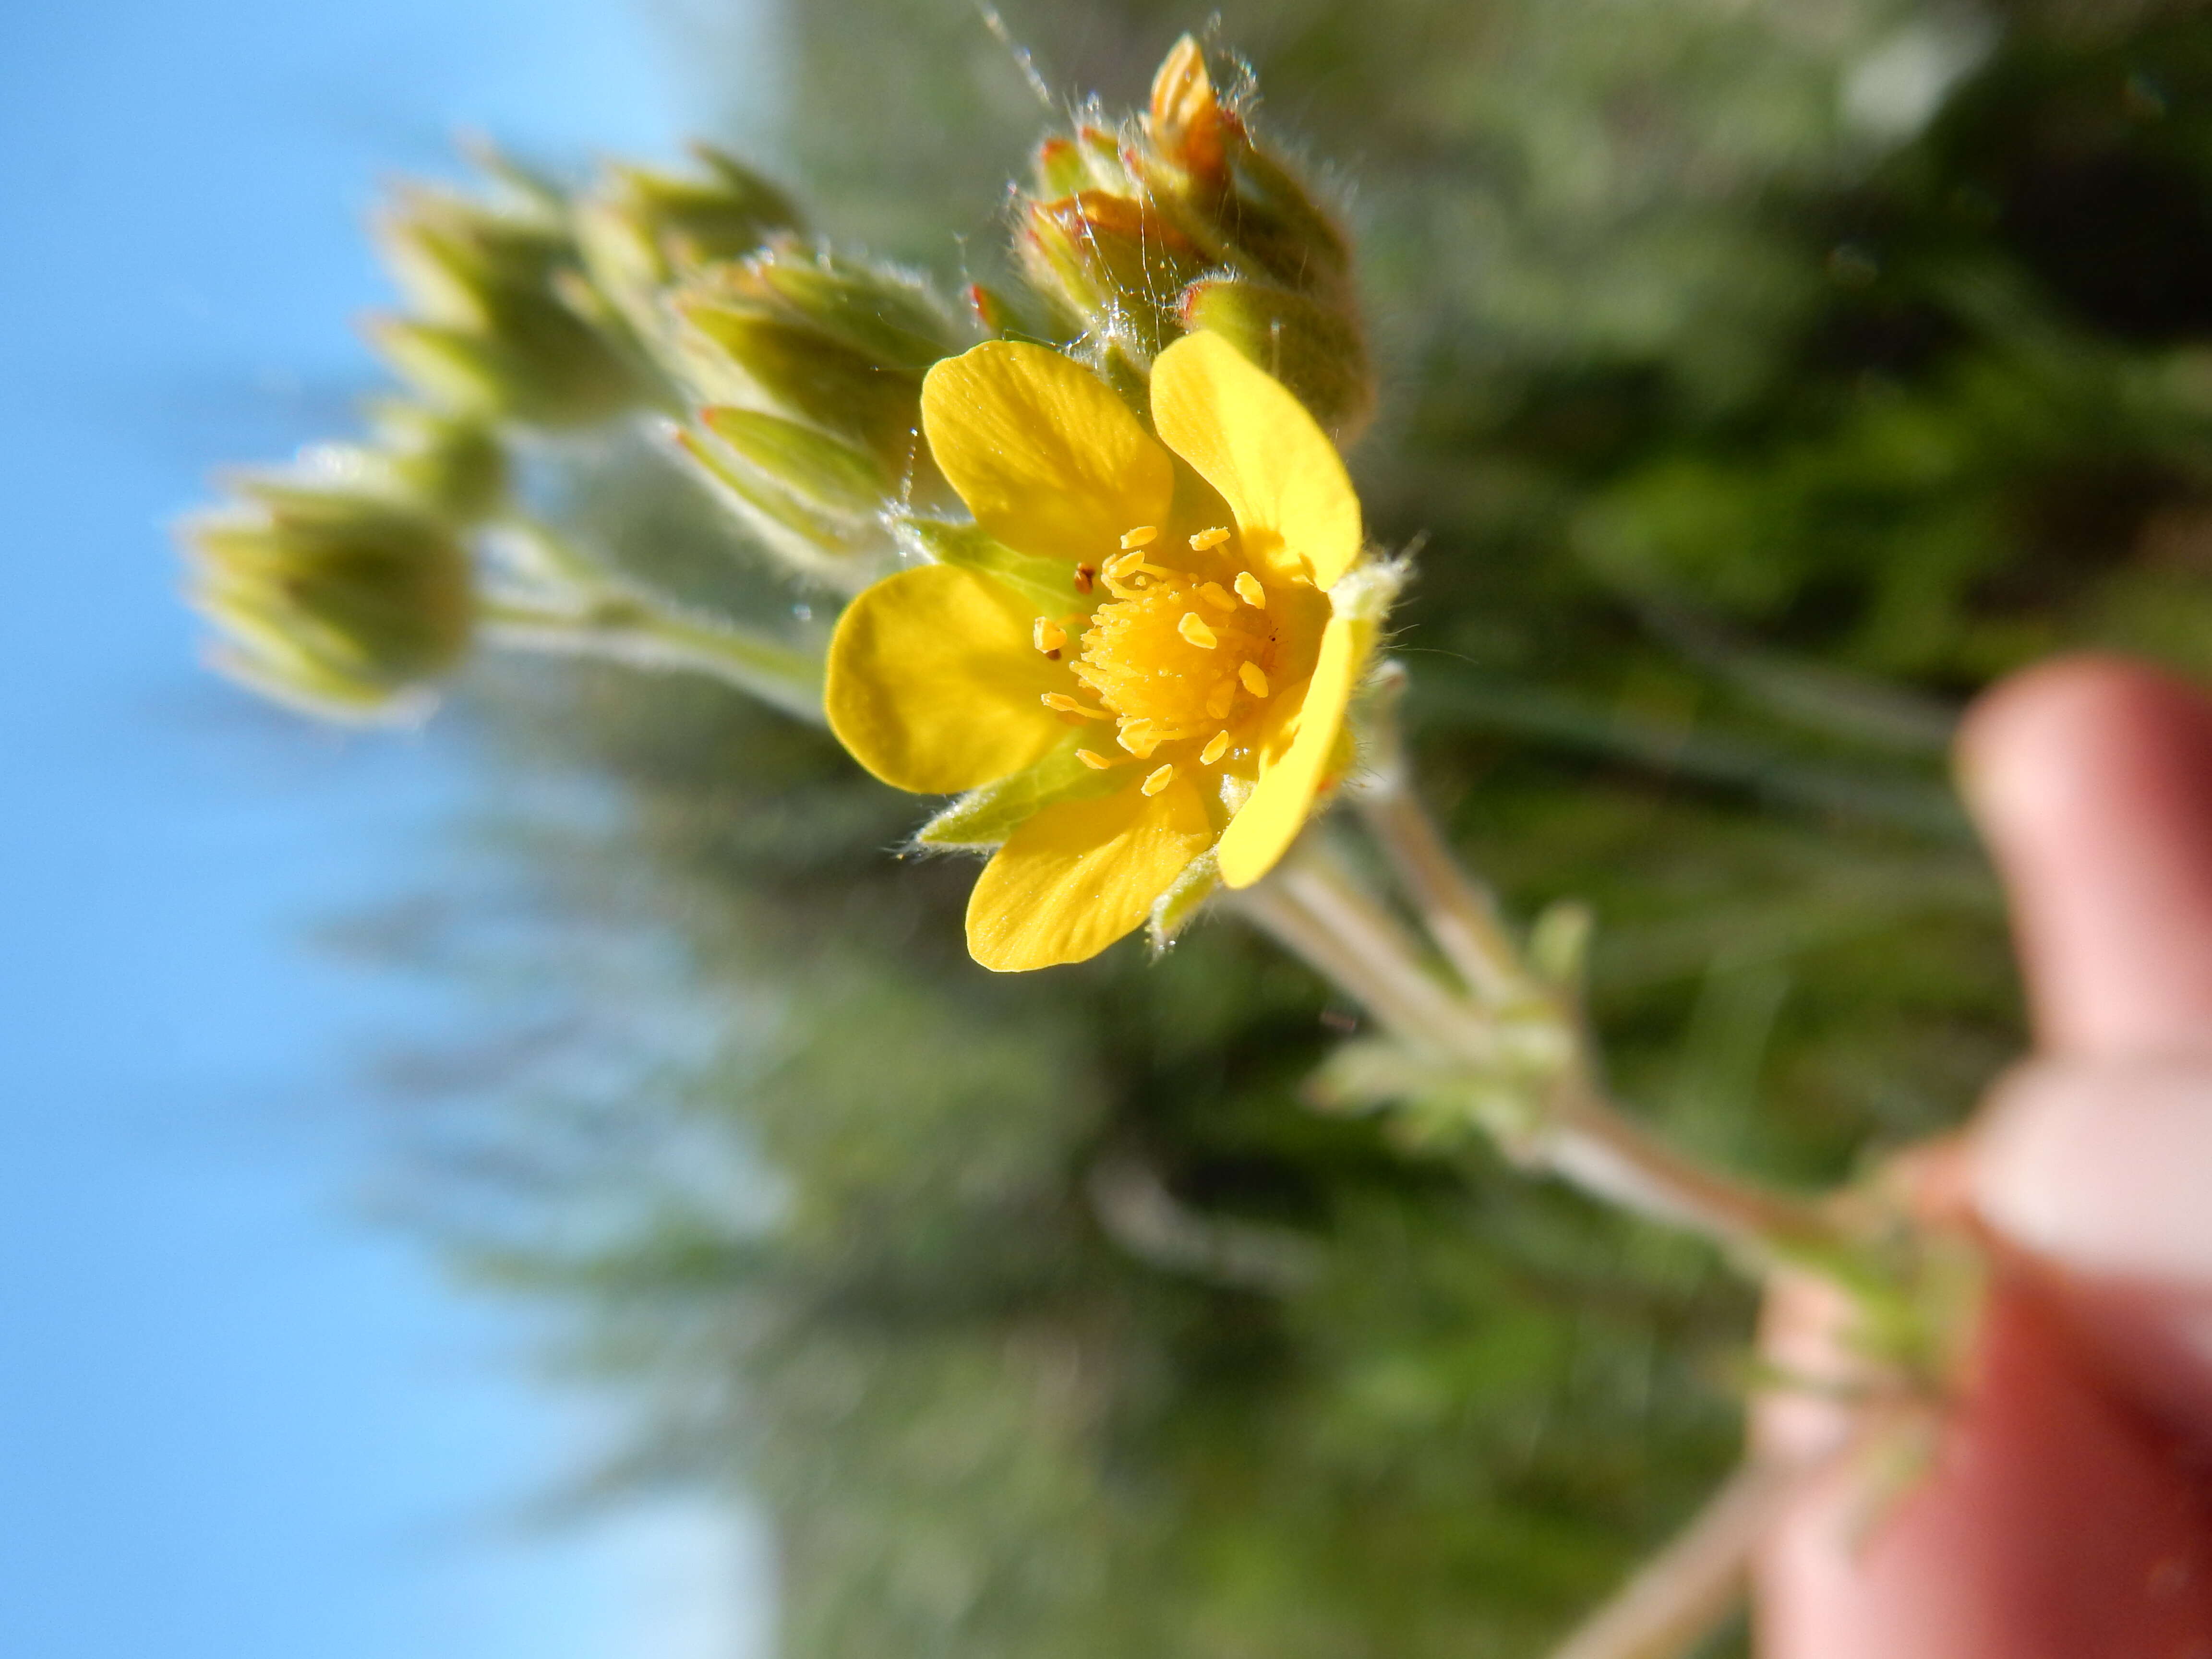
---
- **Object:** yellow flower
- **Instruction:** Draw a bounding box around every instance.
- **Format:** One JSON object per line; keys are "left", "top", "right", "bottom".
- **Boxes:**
{"left": 826, "top": 331, "right": 1392, "bottom": 971}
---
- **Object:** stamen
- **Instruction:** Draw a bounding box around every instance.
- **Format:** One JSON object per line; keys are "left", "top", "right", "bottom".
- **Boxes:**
{"left": 1076, "top": 748, "right": 1115, "bottom": 769}
{"left": 1118, "top": 725, "right": 1161, "bottom": 757}
{"left": 1177, "top": 613, "right": 1218, "bottom": 649}
{"left": 1197, "top": 581, "right": 1237, "bottom": 609}
{"left": 1238, "top": 662, "right": 1270, "bottom": 697}
{"left": 1200, "top": 731, "right": 1231, "bottom": 766}
{"left": 1205, "top": 682, "right": 1235, "bottom": 720}
{"left": 1189, "top": 526, "right": 1231, "bottom": 551}
{"left": 1141, "top": 764, "right": 1176, "bottom": 796}
{"left": 1073, "top": 563, "right": 1097, "bottom": 595}
{"left": 1118, "top": 526, "right": 1158, "bottom": 549}
{"left": 1234, "top": 571, "right": 1266, "bottom": 609}
{"left": 1042, "top": 692, "right": 1110, "bottom": 719}
{"left": 1033, "top": 618, "right": 1067, "bottom": 658}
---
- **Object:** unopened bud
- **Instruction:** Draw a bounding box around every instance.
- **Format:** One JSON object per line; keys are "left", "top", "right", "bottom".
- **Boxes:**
{"left": 574, "top": 146, "right": 800, "bottom": 339}
{"left": 674, "top": 300, "right": 923, "bottom": 469}
{"left": 1145, "top": 36, "right": 1230, "bottom": 189}
{"left": 372, "top": 183, "right": 646, "bottom": 427}
{"left": 671, "top": 246, "right": 960, "bottom": 471}
{"left": 1018, "top": 191, "right": 1205, "bottom": 361}
{"left": 1178, "top": 277, "right": 1373, "bottom": 440}
{"left": 182, "top": 479, "right": 475, "bottom": 719}
{"left": 677, "top": 406, "right": 894, "bottom": 586}
{"left": 362, "top": 402, "right": 507, "bottom": 523}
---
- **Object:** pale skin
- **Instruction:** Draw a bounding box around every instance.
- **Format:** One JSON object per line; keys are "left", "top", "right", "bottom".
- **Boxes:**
{"left": 1758, "top": 655, "right": 2212, "bottom": 1657}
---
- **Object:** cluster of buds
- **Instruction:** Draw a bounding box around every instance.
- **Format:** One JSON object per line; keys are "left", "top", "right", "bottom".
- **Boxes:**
{"left": 1004, "top": 36, "right": 1374, "bottom": 438}
{"left": 667, "top": 242, "right": 969, "bottom": 587}
{"left": 180, "top": 469, "right": 476, "bottom": 720}
{"left": 370, "top": 166, "right": 649, "bottom": 430}
{"left": 571, "top": 145, "right": 801, "bottom": 355}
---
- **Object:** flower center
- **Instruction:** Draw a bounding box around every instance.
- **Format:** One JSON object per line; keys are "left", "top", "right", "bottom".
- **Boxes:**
{"left": 1063, "top": 526, "right": 1277, "bottom": 763}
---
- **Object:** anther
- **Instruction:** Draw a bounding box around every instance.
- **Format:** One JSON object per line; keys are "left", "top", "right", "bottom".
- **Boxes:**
{"left": 1197, "top": 581, "right": 1237, "bottom": 609}
{"left": 1238, "top": 662, "right": 1270, "bottom": 697}
{"left": 1076, "top": 748, "right": 1114, "bottom": 769}
{"left": 1177, "top": 613, "right": 1218, "bottom": 649}
{"left": 1205, "top": 682, "right": 1235, "bottom": 720}
{"left": 1200, "top": 731, "right": 1231, "bottom": 766}
{"left": 1033, "top": 618, "right": 1068, "bottom": 658}
{"left": 1073, "top": 563, "right": 1097, "bottom": 595}
{"left": 1234, "top": 572, "right": 1266, "bottom": 608}
{"left": 1119, "top": 526, "right": 1158, "bottom": 549}
{"left": 1142, "top": 764, "right": 1175, "bottom": 796}
{"left": 1042, "top": 692, "right": 1109, "bottom": 719}
{"left": 1189, "top": 526, "right": 1231, "bottom": 551}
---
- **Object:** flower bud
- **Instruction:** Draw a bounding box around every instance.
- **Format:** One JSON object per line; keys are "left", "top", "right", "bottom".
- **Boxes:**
{"left": 371, "top": 182, "right": 647, "bottom": 428}
{"left": 182, "top": 478, "right": 475, "bottom": 719}
{"left": 676, "top": 406, "right": 893, "bottom": 586}
{"left": 995, "top": 37, "right": 1371, "bottom": 429}
{"left": 663, "top": 245, "right": 965, "bottom": 583}
{"left": 1017, "top": 191, "right": 1207, "bottom": 365}
{"left": 574, "top": 145, "right": 800, "bottom": 340}
{"left": 362, "top": 401, "right": 508, "bottom": 523}
{"left": 1178, "top": 276, "right": 1373, "bottom": 441}
{"left": 1145, "top": 35, "right": 1230, "bottom": 190}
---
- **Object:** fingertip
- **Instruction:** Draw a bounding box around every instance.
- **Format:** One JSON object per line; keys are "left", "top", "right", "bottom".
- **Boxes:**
{"left": 1973, "top": 1059, "right": 2212, "bottom": 1283}
{"left": 1957, "top": 653, "right": 2212, "bottom": 1057}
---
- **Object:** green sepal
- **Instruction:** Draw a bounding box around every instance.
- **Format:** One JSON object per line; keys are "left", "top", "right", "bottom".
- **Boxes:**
{"left": 744, "top": 249, "right": 962, "bottom": 376}
{"left": 673, "top": 426, "right": 882, "bottom": 581}
{"left": 895, "top": 517, "right": 1086, "bottom": 615}
{"left": 1178, "top": 277, "right": 1374, "bottom": 441}
{"left": 915, "top": 742, "right": 1123, "bottom": 850}
{"left": 674, "top": 299, "right": 922, "bottom": 462}
{"left": 1146, "top": 850, "right": 1219, "bottom": 953}
{"left": 697, "top": 406, "right": 890, "bottom": 518}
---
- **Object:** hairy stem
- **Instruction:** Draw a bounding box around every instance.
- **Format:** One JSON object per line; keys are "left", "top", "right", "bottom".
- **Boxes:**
{"left": 481, "top": 596, "right": 825, "bottom": 724}
{"left": 1240, "top": 830, "right": 1839, "bottom": 1263}
{"left": 1542, "top": 1457, "right": 1792, "bottom": 1659}
{"left": 1352, "top": 768, "right": 1522, "bottom": 1002}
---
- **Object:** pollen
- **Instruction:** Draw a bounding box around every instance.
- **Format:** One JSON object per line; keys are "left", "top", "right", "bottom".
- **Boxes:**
{"left": 1189, "top": 525, "right": 1231, "bottom": 552}
{"left": 1177, "top": 613, "right": 1218, "bottom": 649}
{"left": 1042, "top": 691, "right": 1110, "bottom": 719}
{"left": 1119, "top": 525, "right": 1158, "bottom": 549}
{"left": 1234, "top": 571, "right": 1266, "bottom": 608}
{"left": 1034, "top": 618, "right": 1068, "bottom": 657}
{"left": 1141, "top": 763, "right": 1176, "bottom": 796}
{"left": 1076, "top": 748, "right": 1114, "bottom": 769}
{"left": 1197, "top": 581, "right": 1236, "bottom": 609}
{"left": 1200, "top": 731, "right": 1231, "bottom": 765}
{"left": 1238, "top": 662, "right": 1270, "bottom": 697}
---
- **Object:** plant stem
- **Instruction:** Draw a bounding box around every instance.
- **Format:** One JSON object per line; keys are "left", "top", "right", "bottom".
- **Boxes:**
{"left": 1238, "top": 833, "right": 1839, "bottom": 1263}
{"left": 1542, "top": 1457, "right": 1792, "bottom": 1659}
{"left": 1352, "top": 768, "right": 1521, "bottom": 1003}
{"left": 480, "top": 595, "right": 825, "bottom": 724}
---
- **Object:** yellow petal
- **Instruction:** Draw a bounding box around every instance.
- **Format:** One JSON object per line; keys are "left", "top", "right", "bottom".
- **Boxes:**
{"left": 966, "top": 776, "right": 1214, "bottom": 970}
{"left": 826, "top": 564, "right": 1068, "bottom": 794}
{"left": 1216, "top": 611, "right": 1370, "bottom": 888}
{"left": 922, "top": 341, "right": 1175, "bottom": 563}
{"left": 1150, "top": 330, "right": 1362, "bottom": 589}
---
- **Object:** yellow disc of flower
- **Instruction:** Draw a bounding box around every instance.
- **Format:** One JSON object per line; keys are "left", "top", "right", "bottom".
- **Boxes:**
{"left": 826, "top": 330, "right": 1387, "bottom": 971}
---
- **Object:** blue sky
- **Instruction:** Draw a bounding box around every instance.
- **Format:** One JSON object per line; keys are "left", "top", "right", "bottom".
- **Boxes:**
{"left": 0, "top": 1, "right": 770, "bottom": 1654}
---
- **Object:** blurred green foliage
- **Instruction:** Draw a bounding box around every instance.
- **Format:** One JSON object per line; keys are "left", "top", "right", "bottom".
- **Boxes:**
{"left": 375, "top": 0, "right": 2212, "bottom": 1652}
